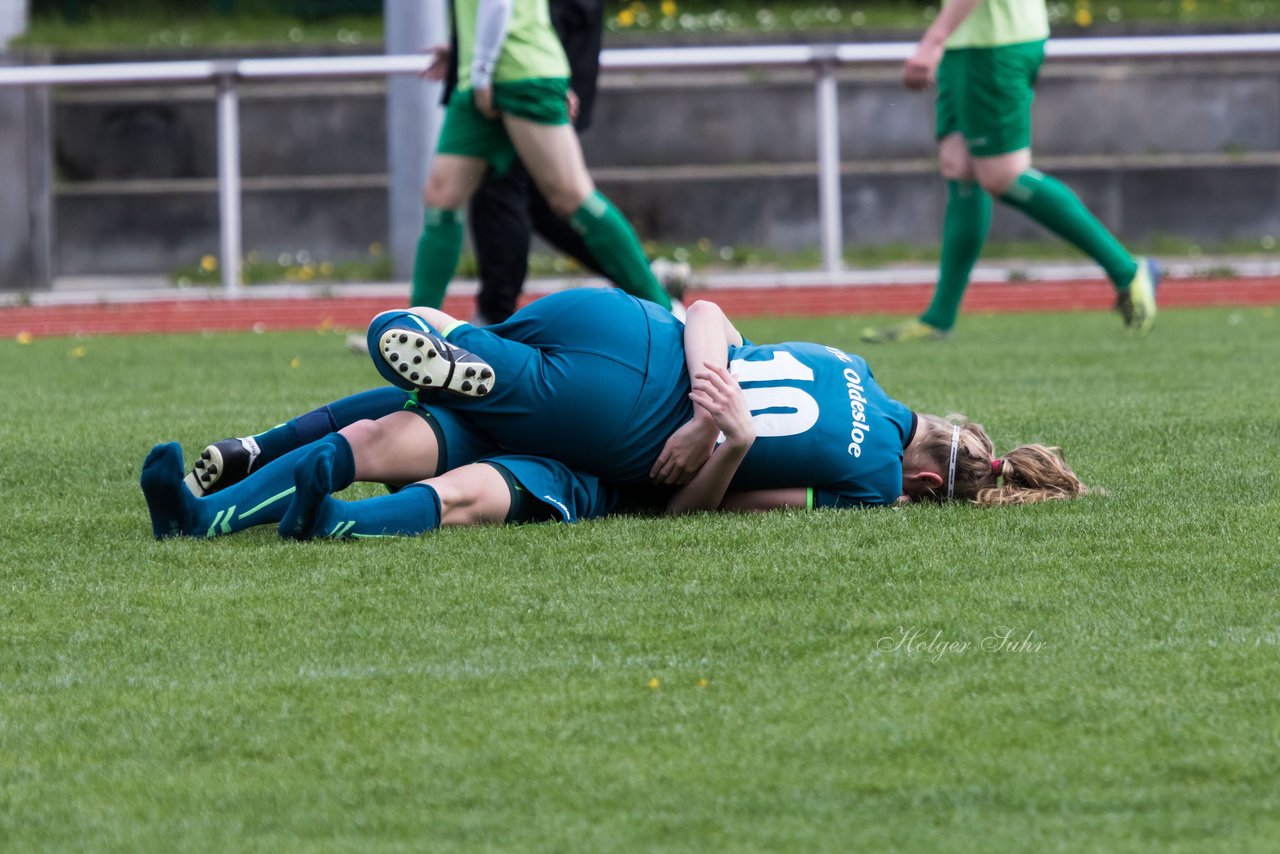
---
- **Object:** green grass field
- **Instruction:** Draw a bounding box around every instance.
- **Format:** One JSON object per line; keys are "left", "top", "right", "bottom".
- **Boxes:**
{"left": 3, "top": 305, "right": 1278, "bottom": 851}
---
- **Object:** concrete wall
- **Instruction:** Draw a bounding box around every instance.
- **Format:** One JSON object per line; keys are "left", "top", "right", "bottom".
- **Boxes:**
{"left": 11, "top": 51, "right": 1280, "bottom": 281}
{"left": 0, "top": 53, "right": 53, "bottom": 290}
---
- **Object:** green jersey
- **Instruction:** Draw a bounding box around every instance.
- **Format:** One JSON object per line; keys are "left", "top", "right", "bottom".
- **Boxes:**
{"left": 946, "top": 0, "right": 1049, "bottom": 49}
{"left": 454, "top": 0, "right": 570, "bottom": 90}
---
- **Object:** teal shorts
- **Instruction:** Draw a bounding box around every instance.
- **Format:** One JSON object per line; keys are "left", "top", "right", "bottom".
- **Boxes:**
{"left": 485, "top": 455, "right": 621, "bottom": 525}
{"left": 936, "top": 40, "right": 1045, "bottom": 157}
{"left": 437, "top": 77, "right": 571, "bottom": 174}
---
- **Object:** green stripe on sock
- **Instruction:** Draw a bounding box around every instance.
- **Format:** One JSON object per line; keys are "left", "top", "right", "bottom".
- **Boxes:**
{"left": 238, "top": 487, "right": 296, "bottom": 520}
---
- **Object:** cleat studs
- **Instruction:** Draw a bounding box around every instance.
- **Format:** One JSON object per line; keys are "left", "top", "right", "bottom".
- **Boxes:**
{"left": 415, "top": 338, "right": 425, "bottom": 348}
{"left": 207, "top": 465, "right": 218, "bottom": 475}
{"left": 476, "top": 385, "right": 489, "bottom": 396}
{"left": 460, "top": 381, "right": 473, "bottom": 392}
{"left": 480, "top": 368, "right": 492, "bottom": 380}
{"left": 426, "top": 350, "right": 437, "bottom": 359}
{"left": 195, "top": 460, "right": 206, "bottom": 470}
{"left": 389, "top": 353, "right": 398, "bottom": 363}
{"left": 410, "top": 373, "right": 420, "bottom": 381}
{"left": 398, "top": 333, "right": 408, "bottom": 344}
{"left": 464, "top": 366, "right": 476, "bottom": 379}
{"left": 412, "top": 355, "right": 422, "bottom": 365}
{"left": 200, "top": 450, "right": 211, "bottom": 460}
{"left": 423, "top": 377, "right": 432, "bottom": 385}
{"left": 399, "top": 363, "right": 409, "bottom": 373}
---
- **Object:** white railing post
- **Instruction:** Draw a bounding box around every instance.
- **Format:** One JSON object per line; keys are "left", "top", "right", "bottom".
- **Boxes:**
{"left": 215, "top": 69, "right": 243, "bottom": 297}
{"left": 814, "top": 51, "right": 843, "bottom": 274}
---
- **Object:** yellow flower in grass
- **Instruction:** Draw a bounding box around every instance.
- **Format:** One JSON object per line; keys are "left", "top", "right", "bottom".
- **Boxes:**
{"left": 1180, "top": 0, "right": 1197, "bottom": 13}
{"left": 647, "top": 677, "right": 660, "bottom": 689}
{"left": 199, "top": 254, "right": 218, "bottom": 273}
{"left": 69, "top": 345, "right": 86, "bottom": 359}
{"left": 290, "top": 357, "right": 301, "bottom": 369}
{"left": 16, "top": 331, "right": 33, "bottom": 344}
{"left": 697, "top": 677, "right": 708, "bottom": 688}
{"left": 661, "top": 0, "right": 677, "bottom": 17}
{"left": 1074, "top": 0, "right": 1093, "bottom": 26}
{"left": 617, "top": 8, "right": 636, "bottom": 27}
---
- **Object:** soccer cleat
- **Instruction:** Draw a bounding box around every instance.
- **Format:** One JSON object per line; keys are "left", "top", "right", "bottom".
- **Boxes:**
{"left": 366, "top": 311, "right": 495, "bottom": 397}
{"left": 1117, "top": 257, "right": 1160, "bottom": 335}
{"left": 345, "top": 333, "right": 370, "bottom": 355}
{"left": 651, "top": 257, "right": 693, "bottom": 303}
{"left": 860, "top": 319, "right": 949, "bottom": 344}
{"left": 183, "top": 436, "right": 261, "bottom": 497}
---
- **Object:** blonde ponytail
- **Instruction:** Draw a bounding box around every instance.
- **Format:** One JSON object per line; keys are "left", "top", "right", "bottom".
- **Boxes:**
{"left": 916, "top": 414, "right": 1090, "bottom": 507}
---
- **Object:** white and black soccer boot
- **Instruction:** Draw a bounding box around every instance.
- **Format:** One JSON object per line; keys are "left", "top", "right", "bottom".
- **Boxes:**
{"left": 183, "top": 436, "right": 261, "bottom": 497}
{"left": 368, "top": 311, "right": 495, "bottom": 397}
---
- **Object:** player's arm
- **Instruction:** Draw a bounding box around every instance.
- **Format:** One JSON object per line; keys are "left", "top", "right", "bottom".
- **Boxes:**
{"left": 904, "top": 0, "right": 982, "bottom": 90}
{"left": 665, "top": 363, "right": 754, "bottom": 515}
{"left": 717, "top": 489, "right": 808, "bottom": 512}
{"left": 472, "top": 0, "right": 514, "bottom": 117}
{"left": 651, "top": 301, "right": 746, "bottom": 485}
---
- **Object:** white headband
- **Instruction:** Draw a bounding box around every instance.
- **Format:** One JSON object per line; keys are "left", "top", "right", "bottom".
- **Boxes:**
{"left": 946, "top": 424, "right": 961, "bottom": 500}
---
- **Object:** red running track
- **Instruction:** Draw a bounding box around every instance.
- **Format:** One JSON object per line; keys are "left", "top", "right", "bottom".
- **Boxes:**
{"left": 3, "top": 276, "right": 1279, "bottom": 339}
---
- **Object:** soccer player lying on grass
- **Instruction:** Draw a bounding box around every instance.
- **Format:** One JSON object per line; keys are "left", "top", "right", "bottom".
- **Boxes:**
{"left": 140, "top": 289, "right": 1090, "bottom": 540}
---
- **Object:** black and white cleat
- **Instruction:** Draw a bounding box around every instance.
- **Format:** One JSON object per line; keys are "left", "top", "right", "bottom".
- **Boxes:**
{"left": 183, "top": 436, "right": 262, "bottom": 497}
{"left": 376, "top": 329, "right": 495, "bottom": 398}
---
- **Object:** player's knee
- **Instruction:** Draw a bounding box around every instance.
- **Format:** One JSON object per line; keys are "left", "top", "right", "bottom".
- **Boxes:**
{"left": 544, "top": 182, "right": 593, "bottom": 218}
{"left": 422, "top": 173, "right": 468, "bottom": 210}
{"left": 339, "top": 418, "right": 383, "bottom": 453}
{"left": 976, "top": 170, "right": 1017, "bottom": 197}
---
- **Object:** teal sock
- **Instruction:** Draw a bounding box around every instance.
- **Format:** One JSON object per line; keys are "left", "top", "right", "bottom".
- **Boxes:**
{"left": 569, "top": 190, "right": 672, "bottom": 310}
{"left": 283, "top": 443, "right": 441, "bottom": 541}
{"left": 149, "top": 433, "right": 352, "bottom": 539}
{"left": 410, "top": 208, "right": 464, "bottom": 307}
{"left": 920, "top": 180, "right": 991, "bottom": 331}
{"left": 251, "top": 387, "right": 408, "bottom": 465}
{"left": 999, "top": 169, "right": 1138, "bottom": 290}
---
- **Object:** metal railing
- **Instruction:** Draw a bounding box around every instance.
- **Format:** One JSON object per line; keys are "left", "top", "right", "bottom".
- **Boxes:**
{"left": 3, "top": 33, "right": 1280, "bottom": 295}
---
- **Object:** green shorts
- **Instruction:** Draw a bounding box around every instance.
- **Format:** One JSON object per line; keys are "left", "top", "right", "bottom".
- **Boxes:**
{"left": 436, "top": 77, "right": 571, "bottom": 174}
{"left": 935, "top": 39, "right": 1045, "bottom": 157}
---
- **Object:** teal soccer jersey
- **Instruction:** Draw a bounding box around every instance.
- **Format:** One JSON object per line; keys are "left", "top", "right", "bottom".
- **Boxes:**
{"left": 427, "top": 288, "right": 693, "bottom": 485}
{"left": 726, "top": 342, "right": 917, "bottom": 507}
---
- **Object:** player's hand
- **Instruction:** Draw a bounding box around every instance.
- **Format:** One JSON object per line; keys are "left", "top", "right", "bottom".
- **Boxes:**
{"left": 650, "top": 412, "right": 719, "bottom": 486}
{"left": 689, "top": 362, "right": 755, "bottom": 451}
{"left": 567, "top": 88, "right": 580, "bottom": 123}
{"left": 420, "top": 44, "right": 451, "bottom": 82}
{"left": 473, "top": 86, "right": 497, "bottom": 119}
{"left": 903, "top": 41, "right": 943, "bottom": 91}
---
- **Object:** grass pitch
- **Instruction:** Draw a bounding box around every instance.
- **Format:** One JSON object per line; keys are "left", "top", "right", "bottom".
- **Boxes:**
{"left": 2, "top": 305, "right": 1278, "bottom": 851}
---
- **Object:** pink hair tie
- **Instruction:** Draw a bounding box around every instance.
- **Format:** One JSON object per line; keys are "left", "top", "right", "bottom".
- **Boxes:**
{"left": 992, "top": 459, "right": 1003, "bottom": 477}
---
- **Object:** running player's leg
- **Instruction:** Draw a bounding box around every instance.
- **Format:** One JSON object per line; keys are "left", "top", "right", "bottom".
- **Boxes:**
{"left": 864, "top": 51, "right": 990, "bottom": 343}
{"left": 964, "top": 42, "right": 1156, "bottom": 332}
{"left": 411, "top": 153, "right": 487, "bottom": 308}
{"left": 503, "top": 114, "right": 672, "bottom": 311}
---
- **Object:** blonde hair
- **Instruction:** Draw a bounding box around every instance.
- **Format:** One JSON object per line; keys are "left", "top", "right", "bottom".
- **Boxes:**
{"left": 916, "top": 414, "right": 1090, "bottom": 507}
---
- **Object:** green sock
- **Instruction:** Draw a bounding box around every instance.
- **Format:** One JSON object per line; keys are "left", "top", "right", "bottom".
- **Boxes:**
{"left": 409, "top": 208, "right": 464, "bottom": 308}
{"left": 999, "top": 169, "right": 1138, "bottom": 290}
{"left": 569, "top": 191, "right": 672, "bottom": 311}
{"left": 920, "top": 180, "right": 991, "bottom": 331}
